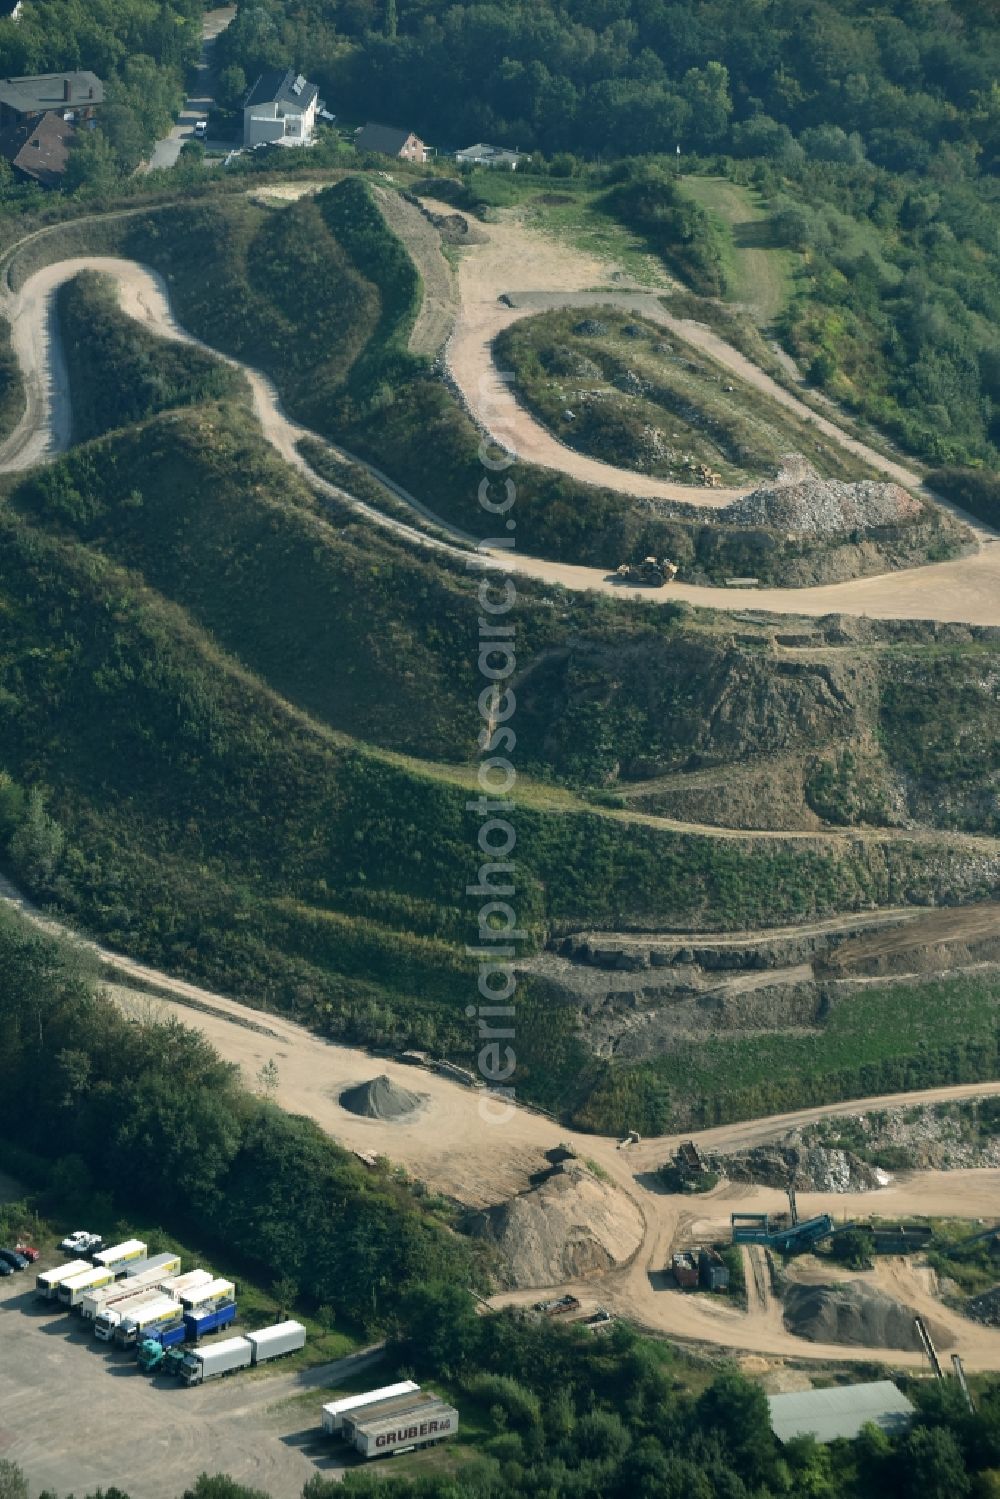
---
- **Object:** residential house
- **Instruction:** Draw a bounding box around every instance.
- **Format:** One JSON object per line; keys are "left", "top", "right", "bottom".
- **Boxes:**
{"left": 0, "top": 71, "right": 103, "bottom": 128}
{"left": 0, "top": 112, "right": 74, "bottom": 188}
{"left": 243, "top": 68, "right": 319, "bottom": 148}
{"left": 355, "top": 122, "right": 428, "bottom": 163}
{"left": 0, "top": 71, "right": 104, "bottom": 187}
{"left": 454, "top": 142, "right": 524, "bottom": 170}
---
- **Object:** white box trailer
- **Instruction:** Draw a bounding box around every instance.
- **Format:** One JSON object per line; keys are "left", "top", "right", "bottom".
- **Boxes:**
{"left": 342, "top": 1392, "right": 434, "bottom": 1444}
{"left": 114, "top": 1294, "right": 183, "bottom": 1347}
{"left": 184, "top": 1277, "right": 235, "bottom": 1311}
{"left": 179, "top": 1335, "right": 253, "bottom": 1385}
{"left": 92, "top": 1239, "right": 147, "bottom": 1274}
{"left": 35, "top": 1259, "right": 91, "bottom": 1300}
{"left": 353, "top": 1398, "right": 459, "bottom": 1459}
{"left": 81, "top": 1255, "right": 183, "bottom": 1320}
{"left": 95, "top": 1287, "right": 167, "bottom": 1341}
{"left": 57, "top": 1265, "right": 116, "bottom": 1309}
{"left": 322, "top": 1380, "right": 421, "bottom": 1436}
{"left": 160, "top": 1269, "right": 214, "bottom": 1305}
{"left": 246, "top": 1320, "right": 305, "bottom": 1364}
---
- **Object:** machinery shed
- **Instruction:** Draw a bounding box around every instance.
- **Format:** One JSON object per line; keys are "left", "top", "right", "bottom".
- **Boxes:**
{"left": 768, "top": 1380, "right": 915, "bottom": 1445}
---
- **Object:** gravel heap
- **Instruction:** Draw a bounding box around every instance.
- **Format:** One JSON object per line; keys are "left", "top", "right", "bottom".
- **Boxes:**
{"left": 783, "top": 1280, "right": 949, "bottom": 1351}
{"left": 967, "top": 1285, "right": 1000, "bottom": 1328}
{"left": 339, "top": 1074, "right": 426, "bottom": 1121}
{"left": 801, "top": 1104, "right": 1000, "bottom": 1173}
{"left": 718, "top": 1136, "right": 886, "bottom": 1193}
{"left": 464, "top": 1164, "right": 643, "bottom": 1289}
{"left": 721, "top": 463, "right": 923, "bottom": 537}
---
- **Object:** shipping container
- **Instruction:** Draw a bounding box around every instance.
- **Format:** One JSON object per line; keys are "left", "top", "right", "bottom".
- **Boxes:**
{"left": 246, "top": 1320, "right": 305, "bottom": 1364}
{"left": 92, "top": 1239, "right": 147, "bottom": 1273}
{"left": 179, "top": 1335, "right": 253, "bottom": 1385}
{"left": 352, "top": 1398, "right": 459, "bottom": 1459}
{"left": 35, "top": 1259, "right": 91, "bottom": 1299}
{"left": 114, "top": 1294, "right": 183, "bottom": 1347}
{"left": 95, "top": 1288, "right": 167, "bottom": 1341}
{"left": 57, "top": 1265, "right": 116, "bottom": 1308}
{"left": 322, "top": 1381, "right": 421, "bottom": 1436}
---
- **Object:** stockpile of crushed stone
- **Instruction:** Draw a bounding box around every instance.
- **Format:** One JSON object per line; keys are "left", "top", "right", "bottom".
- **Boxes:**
{"left": 339, "top": 1074, "right": 426, "bottom": 1121}
{"left": 464, "top": 1164, "right": 643, "bottom": 1289}
{"left": 722, "top": 474, "right": 922, "bottom": 536}
{"left": 783, "top": 1280, "right": 949, "bottom": 1351}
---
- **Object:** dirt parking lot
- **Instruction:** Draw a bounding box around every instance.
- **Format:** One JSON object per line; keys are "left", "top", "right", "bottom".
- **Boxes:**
{"left": 0, "top": 1275, "right": 361, "bottom": 1497}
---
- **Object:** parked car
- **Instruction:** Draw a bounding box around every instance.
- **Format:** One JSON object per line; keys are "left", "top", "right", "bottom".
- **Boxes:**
{"left": 0, "top": 1260, "right": 13, "bottom": 1277}
{"left": 193, "top": 119, "right": 208, "bottom": 139}
{"left": 0, "top": 1249, "right": 28, "bottom": 1271}
{"left": 15, "top": 1244, "right": 39, "bottom": 1262}
{"left": 59, "top": 1230, "right": 102, "bottom": 1254}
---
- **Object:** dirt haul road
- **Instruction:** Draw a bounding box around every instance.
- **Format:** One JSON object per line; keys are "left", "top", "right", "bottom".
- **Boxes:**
{"left": 2, "top": 250, "right": 1000, "bottom": 626}
{"left": 3, "top": 867, "right": 1000, "bottom": 1367}
{"left": 438, "top": 204, "right": 928, "bottom": 503}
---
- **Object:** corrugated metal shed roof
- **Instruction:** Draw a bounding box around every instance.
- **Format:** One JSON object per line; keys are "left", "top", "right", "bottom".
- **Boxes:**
{"left": 768, "top": 1380, "right": 915, "bottom": 1445}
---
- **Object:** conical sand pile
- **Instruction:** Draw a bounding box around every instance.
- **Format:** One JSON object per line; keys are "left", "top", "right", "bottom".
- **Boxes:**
{"left": 339, "top": 1073, "right": 426, "bottom": 1121}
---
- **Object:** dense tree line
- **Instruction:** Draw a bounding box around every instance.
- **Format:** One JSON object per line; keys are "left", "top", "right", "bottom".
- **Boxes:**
{"left": 220, "top": 0, "right": 1000, "bottom": 168}
{"left": 0, "top": 909, "right": 472, "bottom": 1328}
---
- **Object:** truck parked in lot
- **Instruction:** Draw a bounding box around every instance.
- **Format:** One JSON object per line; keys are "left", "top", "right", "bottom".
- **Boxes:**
{"left": 177, "top": 1322, "right": 305, "bottom": 1386}
{"left": 81, "top": 1255, "right": 183, "bottom": 1320}
{"left": 352, "top": 1397, "right": 459, "bottom": 1460}
{"left": 135, "top": 1301, "right": 237, "bottom": 1372}
{"left": 245, "top": 1321, "right": 306, "bottom": 1365}
{"left": 122, "top": 1251, "right": 182, "bottom": 1283}
{"left": 159, "top": 1269, "right": 214, "bottom": 1305}
{"left": 114, "top": 1295, "right": 183, "bottom": 1348}
{"left": 57, "top": 1265, "right": 117, "bottom": 1309}
{"left": 95, "top": 1287, "right": 167, "bottom": 1341}
{"left": 92, "top": 1239, "right": 147, "bottom": 1275}
{"left": 183, "top": 1277, "right": 234, "bottom": 1310}
{"left": 672, "top": 1251, "right": 699, "bottom": 1288}
{"left": 184, "top": 1299, "right": 237, "bottom": 1341}
{"left": 178, "top": 1334, "right": 253, "bottom": 1386}
{"left": 35, "top": 1259, "right": 91, "bottom": 1300}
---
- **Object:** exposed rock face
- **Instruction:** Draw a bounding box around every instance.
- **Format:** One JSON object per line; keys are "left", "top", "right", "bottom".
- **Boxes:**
{"left": 464, "top": 1164, "right": 643, "bottom": 1289}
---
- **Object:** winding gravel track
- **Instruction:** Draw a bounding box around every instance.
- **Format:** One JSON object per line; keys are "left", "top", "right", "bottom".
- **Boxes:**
{"left": 1, "top": 244, "right": 998, "bottom": 625}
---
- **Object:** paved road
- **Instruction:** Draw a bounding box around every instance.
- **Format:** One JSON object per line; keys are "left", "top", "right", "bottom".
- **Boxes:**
{"left": 147, "top": 6, "right": 236, "bottom": 171}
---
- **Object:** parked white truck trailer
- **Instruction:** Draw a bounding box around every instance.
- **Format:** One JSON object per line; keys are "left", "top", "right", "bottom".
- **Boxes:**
{"left": 245, "top": 1321, "right": 305, "bottom": 1363}
{"left": 179, "top": 1334, "right": 253, "bottom": 1385}
{"left": 179, "top": 1321, "right": 306, "bottom": 1386}
{"left": 159, "top": 1269, "right": 214, "bottom": 1305}
{"left": 123, "top": 1251, "right": 182, "bottom": 1282}
{"left": 57, "top": 1265, "right": 116, "bottom": 1309}
{"left": 92, "top": 1239, "right": 147, "bottom": 1274}
{"left": 183, "top": 1276, "right": 234, "bottom": 1310}
{"left": 114, "top": 1294, "right": 183, "bottom": 1347}
{"left": 81, "top": 1255, "right": 183, "bottom": 1320}
{"left": 322, "top": 1382, "right": 421, "bottom": 1436}
{"left": 35, "top": 1259, "right": 91, "bottom": 1300}
{"left": 352, "top": 1397, "right": 459, "bottom": 1459}
{"left": 95, "top": 1287, "right": 169, "bottom": 1341}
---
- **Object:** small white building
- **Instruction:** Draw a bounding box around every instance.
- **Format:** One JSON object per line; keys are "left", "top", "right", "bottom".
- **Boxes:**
{"left": 454, "top": 142, "right": 524, "bottom": 170}
{"left": 243, "top": 67, "right": 319, "bottom": 149}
